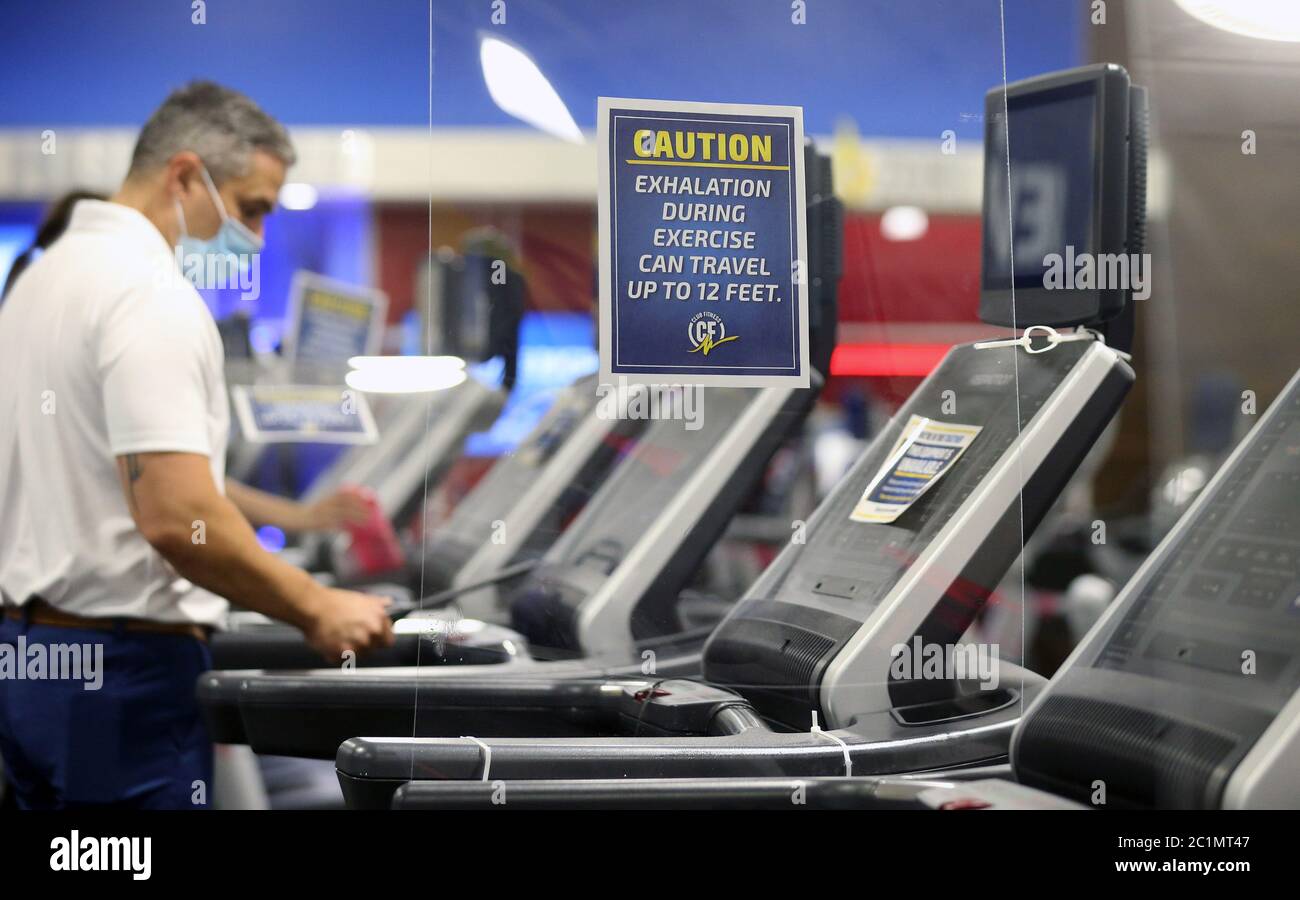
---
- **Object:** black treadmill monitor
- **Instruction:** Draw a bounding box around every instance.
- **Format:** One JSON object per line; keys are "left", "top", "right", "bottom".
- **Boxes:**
{"left": 980, "top": 64, "right": 1139, "bottom": 329}
{"left": 457, "top": 253, "right": 495, "bottom": 361}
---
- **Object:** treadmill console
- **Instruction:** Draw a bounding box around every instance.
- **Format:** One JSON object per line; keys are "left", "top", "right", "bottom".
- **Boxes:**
{"left": 1014, "top": 371, "right": 1300, "bottom": 808}
{"left": 703, "top": 340, "right": 1133, "bottom": 729}
{"left": 423, "top": 375, "right": 616, "bottom": 590}
{"left": 508, "top": 387, "right": 764, "bottom": 651}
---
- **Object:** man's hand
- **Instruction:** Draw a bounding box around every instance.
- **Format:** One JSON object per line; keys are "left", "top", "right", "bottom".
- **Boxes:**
{"left": 300, "top": 488, "right": 371, "bottom": 532}
{"left": 302, "top": 586, "right": 396, "bottom": 662}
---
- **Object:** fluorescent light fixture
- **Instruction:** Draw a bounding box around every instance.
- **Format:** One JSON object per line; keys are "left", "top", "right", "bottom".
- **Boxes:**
{"left": 345, "top": 355, "right": 467, "bottom": 394}
{"left": 1173, "top": 0, "right": 1300, "bottom": 42}
{"left": 880, "top": 205, "right": 929, "bottom": 241}
{"left": 479, "top": 34, "right": 584, "bottom": 143}
{"left": 278, "top": 182, "right": 318, "bottom": 210}
{"left": 348, "top": 355, "right": 466, "bottom": 371}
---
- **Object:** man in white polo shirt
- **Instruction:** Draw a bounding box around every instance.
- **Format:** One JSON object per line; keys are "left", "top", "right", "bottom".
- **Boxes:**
{"left": 0, "top": 82, "right": 394, "bottom": 809}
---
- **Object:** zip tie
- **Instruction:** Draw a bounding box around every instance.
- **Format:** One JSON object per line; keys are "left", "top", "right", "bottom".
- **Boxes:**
{"left": 974, "top": 324, "right": 1099, "bottom": 355}
{"left": 810, "top": 711, "right": 853, "bottom": 777}
{"left": 461, "top": 735, "right": 492, "bottom": 782}
{"left": 974, "top": 325, "right": 1133, "bottom": 362}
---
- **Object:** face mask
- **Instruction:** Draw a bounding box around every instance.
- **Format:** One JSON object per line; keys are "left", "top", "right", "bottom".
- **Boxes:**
{"left": 174, "top": 164, "right": 264, "bottom": 275}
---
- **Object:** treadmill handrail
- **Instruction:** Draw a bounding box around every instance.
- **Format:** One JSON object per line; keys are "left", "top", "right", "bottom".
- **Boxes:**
{"left": 411, "top": 559, "right": 539, "bottom": 614}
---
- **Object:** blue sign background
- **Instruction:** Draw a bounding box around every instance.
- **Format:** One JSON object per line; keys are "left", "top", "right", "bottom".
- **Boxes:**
{"left": 249, "top": 395, "right": 367, "bottom": 436}
{"left": 233, "top": 385, "right": 377, "bottom": 445}
{"left": 295, "top": 288, "right": 379, "bottom": 363}
{"left": 605, "top": 105, "right": 803, "bottom": 381}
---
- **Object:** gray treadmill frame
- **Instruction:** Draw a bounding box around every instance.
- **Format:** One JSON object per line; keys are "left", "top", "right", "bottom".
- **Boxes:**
{"left": 1010, "top": 367, "right": 1300, "bottom": 810}
{"left": 822, "top": 340, "right": 1128, "bottom": 727}
{"left": 574, "top": 385, "right": 799, "bottom": 656}
{"left": 451, "top": 383, "right": 631, "bottom": 619}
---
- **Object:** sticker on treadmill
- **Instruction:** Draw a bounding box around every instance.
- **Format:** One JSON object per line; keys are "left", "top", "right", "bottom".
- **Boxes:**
{"left": 850, "top": 416, "right": 983, "bottom": 524}
{"left": 232, "top": 384, "right": 378, "bottom": 445}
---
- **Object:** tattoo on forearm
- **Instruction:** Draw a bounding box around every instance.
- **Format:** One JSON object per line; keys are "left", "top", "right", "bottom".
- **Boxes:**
{"left": 120, "top": 454, "right": 144, "bottom": 514}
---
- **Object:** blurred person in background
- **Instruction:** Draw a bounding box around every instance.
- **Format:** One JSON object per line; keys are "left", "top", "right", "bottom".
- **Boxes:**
{"left": 1, "top": 190, "right": 107, "bottom": 303}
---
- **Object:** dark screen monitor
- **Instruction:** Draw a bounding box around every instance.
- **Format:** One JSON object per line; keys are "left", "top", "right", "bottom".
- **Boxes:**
{"left": 980, "top": 64, "right": 1146, "bottom": 332}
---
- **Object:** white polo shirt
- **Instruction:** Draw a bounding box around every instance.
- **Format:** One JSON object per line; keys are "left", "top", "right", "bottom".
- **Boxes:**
{"left": 0, "top": 200, "right": 230, "bottom": 626}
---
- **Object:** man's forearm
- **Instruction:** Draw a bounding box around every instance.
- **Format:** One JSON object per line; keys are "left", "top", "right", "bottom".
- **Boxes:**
{"left": 149, "top": 492, "right": 323, "bottom": 629}
{"left": 116, "top": 452, "right": 393, "bottom": 658}
{"left": 225, "top": 480, "right": 310, "bottom": 532}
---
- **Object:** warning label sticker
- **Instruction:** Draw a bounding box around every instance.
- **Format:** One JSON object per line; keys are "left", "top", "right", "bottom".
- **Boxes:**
{"left": 851, "top": 415, "right": 983, "bottom": 524}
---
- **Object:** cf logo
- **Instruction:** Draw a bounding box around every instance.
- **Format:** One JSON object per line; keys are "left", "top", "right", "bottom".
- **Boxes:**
{"left": 690, "top": 317, "right": 720, "bottom": 347}
{"left": 687, "top": 311, "right": 737, "bottom": 356}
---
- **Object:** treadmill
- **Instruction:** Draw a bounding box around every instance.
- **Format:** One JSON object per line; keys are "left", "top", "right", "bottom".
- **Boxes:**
{"left": 217, "top": 254, "right": 529, "bottom": 652}
{"left": 277, "top": 251, "right": 529, "bottom": 582}
{"left": 198, "top": 144, "right": 843, "bottom": 753}
{"left": 422, "top": 372, "right": 643, "bottom": 618}
{"left": 483, "top": 367, "right": 1298, "bottom": 811}
{"left": 209, "top": 374, "right": 643, "bottom": 670}
{"left": 338, "top": 337, "right": 1133, "bottom": 809}
{"left": 324, "top": 64, "right": 1150, "bottom": 809}
{"left": 205, "top": 384, "right": 826, "bottom": 755}
{"left": 210, "top": 371, "right": 637, "bottom": 811}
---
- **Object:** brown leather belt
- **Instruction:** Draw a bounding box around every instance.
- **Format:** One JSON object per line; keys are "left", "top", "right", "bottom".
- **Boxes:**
{"left": 3, "top": 599, "right": 209, "bottom": 643}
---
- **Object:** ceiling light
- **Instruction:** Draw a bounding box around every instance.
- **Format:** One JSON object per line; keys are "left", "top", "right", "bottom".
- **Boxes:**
{"left": 1173, "top": 0, "right": 1300, "bottom": 42}
{"left": 345, "top": 355, "right": 468, "bottom": 394}
{"left": 278, "top": 183, "right": 318, "bottom": 210}
{"left": 479, "top": 34, "right": 583, "bottom": 142}
{"left": 880, "top": 205, "right": 929, "bottom": 241}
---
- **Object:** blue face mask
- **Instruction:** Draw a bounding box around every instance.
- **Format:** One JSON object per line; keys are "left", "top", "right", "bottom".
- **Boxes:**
{"left": 174, "top": 164, "right": 264, "bottom": 275}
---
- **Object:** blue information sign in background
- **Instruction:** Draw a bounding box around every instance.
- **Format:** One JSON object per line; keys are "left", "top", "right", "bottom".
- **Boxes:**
{"left": 284, "top": 271, "right": 388, "bottom": 365}
{"left": 232, "top": 384, "right": 378, "bottom": 445}
{"left": 598, "top": 98, "right": 808, "bottom": 387}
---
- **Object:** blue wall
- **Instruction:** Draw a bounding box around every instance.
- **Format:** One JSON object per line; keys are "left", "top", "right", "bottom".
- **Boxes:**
{"left": 2, "top": 0, "right": 1081, "bottom": 138}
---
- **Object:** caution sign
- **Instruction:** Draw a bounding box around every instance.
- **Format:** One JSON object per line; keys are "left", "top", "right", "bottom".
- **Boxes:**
{"left": 284, "top": 271, "right": 388, "bottom": 364}
{"left": 598, "top": 98, "right": 809, "bottom": 387}
{"left": 851, "top": 416, "right": 983, "bottom": 524}
{"left": 231, "top": 384, "right": 377, "bottom": 445}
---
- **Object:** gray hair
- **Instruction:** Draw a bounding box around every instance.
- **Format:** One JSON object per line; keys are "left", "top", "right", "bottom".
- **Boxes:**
{"left": 128, "top": 81, "right": 296, "bottom": 184}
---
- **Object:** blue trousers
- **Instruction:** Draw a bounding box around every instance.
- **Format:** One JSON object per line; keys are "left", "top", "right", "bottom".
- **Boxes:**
{"left": 0, "top": 615, "right": 213, "bottom": 809}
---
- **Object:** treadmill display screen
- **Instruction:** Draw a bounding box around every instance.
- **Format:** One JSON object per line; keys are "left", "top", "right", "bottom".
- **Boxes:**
{"left": 982, "top": 81, "right": 1097, "bottom": 292}
{"left": 1098, "top": 384, "right": 1300, "bottom": 708}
